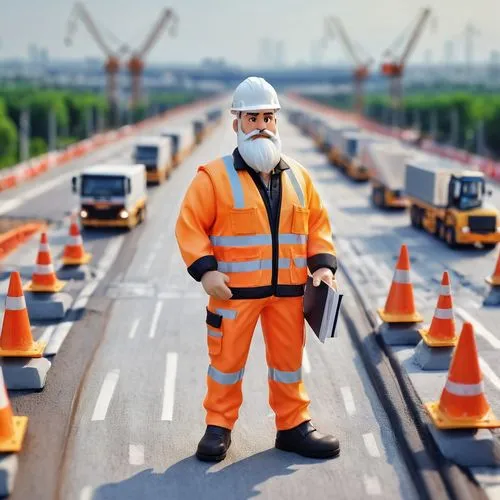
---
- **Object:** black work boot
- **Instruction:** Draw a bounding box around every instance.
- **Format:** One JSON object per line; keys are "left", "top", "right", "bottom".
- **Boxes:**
{"left": 275, "top": 421, "right": 340, "bottom": 459}
{"left": 195, "top": 425, "right": 232, "bottom": 462}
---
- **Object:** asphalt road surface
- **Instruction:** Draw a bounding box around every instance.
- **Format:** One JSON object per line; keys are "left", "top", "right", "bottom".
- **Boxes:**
{"left": 280, "top": 98, "right": 500, "bottom": 423}
{"left": 1, "top": 102, "right": 451, "bottom": 500}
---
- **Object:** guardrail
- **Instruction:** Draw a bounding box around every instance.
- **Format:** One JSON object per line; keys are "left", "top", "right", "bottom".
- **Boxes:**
{"left": 0, "top": 93, "right": 229, "bottom": 195}
{"left": 0, "top": 222, "right": 45, "bottom": 260}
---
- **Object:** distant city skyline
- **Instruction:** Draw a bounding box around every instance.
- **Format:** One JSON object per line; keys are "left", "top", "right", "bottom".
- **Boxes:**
{"left": 1, "top": 0, "right": 500, "bottom": 67}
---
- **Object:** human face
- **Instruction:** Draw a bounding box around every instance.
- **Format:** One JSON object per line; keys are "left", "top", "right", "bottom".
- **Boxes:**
{"left": 232, "top": 111, "right": 277, "bottom": 135}
{"left": 235, "top": 111, "right": 282, "bottom": 173}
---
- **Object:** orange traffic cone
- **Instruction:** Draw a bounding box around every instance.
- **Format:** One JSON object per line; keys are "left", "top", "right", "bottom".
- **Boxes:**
{"left": 377, "top": 244, "right": 423, "bottom": 323}
{"left": 418, "top": 272, "right": 458, "bottom": 347}
{"left": 0, "top": 367, "right": 28, "bottom": 452}
{"left": 62, "top": 214, "right": 92, "bottom": 266}
{"left": 24, "top": 232, "right": 65, "bottom": 293}
{"left": 0, "top": 271, "right": 45, "bottom": 357}
{"left": 424, "top": 322, "right": 500, "bottom": 429}
{"left": 485, "top": 251, "right": 500, "bottom": 287}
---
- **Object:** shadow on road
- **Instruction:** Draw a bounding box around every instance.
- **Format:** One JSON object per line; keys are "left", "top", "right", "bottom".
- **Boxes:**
{"left": 93, "top": 449, "right": 321, "bottom": 500}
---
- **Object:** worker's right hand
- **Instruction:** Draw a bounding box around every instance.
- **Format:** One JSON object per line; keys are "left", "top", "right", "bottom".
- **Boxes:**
{"left": 201, "top": 271, "right": 233, "bottom": 300}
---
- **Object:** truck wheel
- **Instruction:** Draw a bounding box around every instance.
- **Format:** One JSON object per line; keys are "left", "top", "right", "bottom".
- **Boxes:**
{"left": 410, "top": 206, "right": 421, "bottom": 228}
{"left": 435, "top": 219, "right": 442, "bottom": 238}
{"left": 445, "top": 226, "right": 457, "bottom": 248}
{"left": 374, "top": 188, "right": 384, "bottom": 208}
{"left": 482, "top": 243, "right": 496, "bottom": 250}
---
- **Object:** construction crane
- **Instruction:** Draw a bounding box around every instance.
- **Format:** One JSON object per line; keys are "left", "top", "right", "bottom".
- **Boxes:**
{"left": 323, "top": 16, "right": 373, "bottom": 114}
{"left": 126, "top": 8, "right": 178, "bottom": 107}
{"left": 380, "top": 7, "right": 432, "bottom": 122}
{"left": 65, "top": 3, "right": 128, "bottom": 119}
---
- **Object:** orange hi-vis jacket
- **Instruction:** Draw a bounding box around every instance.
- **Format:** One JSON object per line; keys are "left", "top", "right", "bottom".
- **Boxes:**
{"left": 175, "top": 149, "right": 337, "bottom": 299}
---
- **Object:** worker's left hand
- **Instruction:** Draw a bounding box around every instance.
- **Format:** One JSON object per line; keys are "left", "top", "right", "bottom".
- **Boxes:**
{"left": 312, "top": 268, "right": 337, "bottom": 290}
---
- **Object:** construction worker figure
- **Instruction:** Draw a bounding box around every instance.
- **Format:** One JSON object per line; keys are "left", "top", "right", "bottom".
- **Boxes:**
{"left": 175, "top": 77, "right": 340, "bottom": 462}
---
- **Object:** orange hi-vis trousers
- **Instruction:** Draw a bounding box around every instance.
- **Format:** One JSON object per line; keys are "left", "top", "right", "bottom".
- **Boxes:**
{"left": 204, "top": 294, "right": 311, "bottom": 431}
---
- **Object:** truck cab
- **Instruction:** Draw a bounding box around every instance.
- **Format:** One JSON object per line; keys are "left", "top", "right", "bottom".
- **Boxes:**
{"left": 405, "top": 160, "right": 500, "bottom": 248}
{"left": 72, "top": 164, "right": 147, "bottom": 229}
{"left": 133, "top": 136, "right": 172, "bottom": 184}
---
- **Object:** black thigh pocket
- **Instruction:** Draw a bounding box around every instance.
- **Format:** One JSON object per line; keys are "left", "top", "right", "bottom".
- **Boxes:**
{"left": 206, "top": 308, "right": 223, "bottom": 356}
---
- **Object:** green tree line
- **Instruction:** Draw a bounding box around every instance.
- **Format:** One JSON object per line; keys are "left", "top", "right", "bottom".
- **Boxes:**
{"left": 306, "top": 92, "right": 500, "bottom": 158}
{"left": 0, "top": 87, "right": 213, "bottom": 169}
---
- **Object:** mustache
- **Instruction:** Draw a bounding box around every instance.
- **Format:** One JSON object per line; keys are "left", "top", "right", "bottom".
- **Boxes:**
{"left": 243, "top": 129, "right": 276, "bottom": 141}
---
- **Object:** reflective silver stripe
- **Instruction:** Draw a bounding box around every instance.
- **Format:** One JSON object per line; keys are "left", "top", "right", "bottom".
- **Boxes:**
{"left": 294, "top": 257, "right": 307, "bottom": 268}
{"left": 440, "top": 285, "right": 452, "bottom": 296}
{"left": 393, "top": 269, "right": 411, "bottom": 283}
{"left": 207, "top": 328, "right": 222, "bottom": 338}
{"left": 5, "top": 296, "right": 26, "bottom": 311}
{"left": 208, "top": 365, "right": 244, "bottom": 385}
{"left": 215, "top": 308, "right": 237, "bottom": 319}
{"left": 434, "top": 308, "right": 454, "bottom": 320}
{"left": 209, "top": 233, "right": 307, "bottom": 247}
{"left": 445, "top": 379, "right": 484, "bottom": 396}
{"left": 69, "top": 235, "right": 83, "bottom": 246}
{"left": 223, "top": 155, "right": 245, "bottom": 209}
{"left": 285, "top": 168, "right": 304, "bottom": 207}
{"left": 217, "top": 258, "right": 291, "bottom": 273}
{"left": 35, "top": 264, "right": 54, "bottom": 274}
{"left": 268, "top": 367, "right": 302, "bottom": 384}
{"left": 39, "top": 243, "right": 50, "bottom": 252}
{"left": 280, "top": 234, "right": 307, "bottom": 245}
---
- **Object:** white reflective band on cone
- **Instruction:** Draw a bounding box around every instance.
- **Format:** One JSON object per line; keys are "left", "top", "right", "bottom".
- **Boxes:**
{"left": 5, "top": 296, "right": 26, "bottom": 311}
{"left": 440, "top": 285, "right": 452, "bottom": 295}
{"left": 445, "top": 379, "right": 484, "bottom": 396}
{"left": 69, "top": 235, "right": 83, "bottom": 246}
{"left": 35, "top": 264, "right": 54, "bottom": 274}
{"left": 434, "top": 308, "right": 454, "bottom": 320}
{"left": 39, "top": 243, "right": 50, "bottom": 252}
{"left": 393, "top": 269, "right": 411, "bottom": 283}
{"left": 0, "top": 370, "right": 8, "bottom": 409}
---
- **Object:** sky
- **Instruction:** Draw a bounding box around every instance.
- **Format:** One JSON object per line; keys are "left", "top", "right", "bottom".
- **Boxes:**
{"left": 1, "top": 0, "right": 500, "bottom": 67}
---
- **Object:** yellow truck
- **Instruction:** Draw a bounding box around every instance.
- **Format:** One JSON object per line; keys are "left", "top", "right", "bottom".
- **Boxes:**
{"left": 325, "top": 123, "right": 359, "bottom": 168}
{"left": 338, "top": 131, "right": 389, "bottom": 181}
{"left": 161, "top": 125, "right": 196, "bottom": 167}
{"left": 133, "top": 136, "right": 172, "bottom": 184}
{"left": 363, "top": 142, "right": 415, "bottom": 209}
{"left": 405, "top": 158, "right": 500, "bottom": 248}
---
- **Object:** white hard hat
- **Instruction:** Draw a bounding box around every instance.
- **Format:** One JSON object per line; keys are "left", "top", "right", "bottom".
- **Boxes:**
{"left": 230, "top": 76, "right": 281, "bottom": 114}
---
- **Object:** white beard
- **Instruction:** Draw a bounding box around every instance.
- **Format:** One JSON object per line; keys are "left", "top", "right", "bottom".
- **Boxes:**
{"left": 237, "top": 126, "right": 282, "bottom": 174}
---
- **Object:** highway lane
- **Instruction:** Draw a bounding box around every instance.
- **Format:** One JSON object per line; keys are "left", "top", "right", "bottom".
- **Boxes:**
{"left": 277, "top": 113, "right": 500, "bottom": 457}
{"left": 0, "top": 101, "right": 224, "bottom": 303}
{"left": 58, "top": 115, "right": 419, "bottom": 500}
{"left": 0, "top": 100, "right": 225, "bottom": 500}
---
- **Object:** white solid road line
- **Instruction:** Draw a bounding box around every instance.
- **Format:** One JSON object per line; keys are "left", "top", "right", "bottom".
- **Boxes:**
{"left": 363, "top": 475, "right": 382, "bottom": 496}
{"left": 129, "top": 318, "right": 140, "bottom": 339}
{"left": 149, "top": 301, "right": 164, "bottom": 339}
{"left": 363, "top": 433, "right": 381, "bottom": 458}
{"left": 455, "top": 308, "right": 500, "bottom": 349}
{"left": 91, "top": 369, "right": 120, "bottom": 421}
{"left": 340, "top": 386, "right": 356, "bottom": 416}
{"left": 161, "top": 352, "right": 178, "bottom": 421}
{"left": 302, "top": 347, "right": 311, "bottom": 374}
{"left": 129, "top": 444, "right": 145, "bottom": 465}
{"left": 479, "top": 358, "right": 500, "bottom": 391}
{"left": 80, "top": 486, "right": 93, "bottom": 500}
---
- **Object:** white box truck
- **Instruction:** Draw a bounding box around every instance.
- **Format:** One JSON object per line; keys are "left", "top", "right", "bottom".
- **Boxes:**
{"left": 133, "top": 136, "right": 172, "bottom": 184}
{"left": 404, "top": 157, "right": 500, "bottom": 248}
{"left": 161, "top": 125, "right": 195, "bottom": 167}
{"left": 72, "top": 164, "right": 147, "bottom": 229}
{"left": 363, "top": 142, "right": 416, "bottom": 208}
{"left": 339, "top": 131, "right": 388, "bottom": 181}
